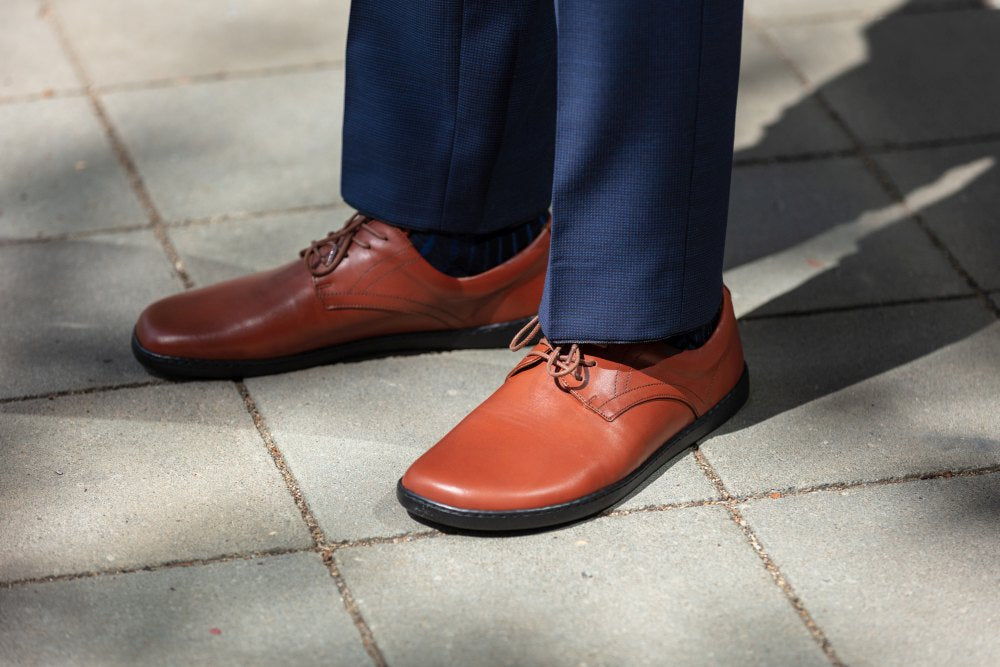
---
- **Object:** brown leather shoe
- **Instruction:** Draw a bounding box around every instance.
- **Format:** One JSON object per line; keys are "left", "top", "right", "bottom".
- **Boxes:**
{"left": 132, "top": 214, "right": 550, "bottom": 378}
{"left": 397, "top": 287, "right": 748, "bottom": 531}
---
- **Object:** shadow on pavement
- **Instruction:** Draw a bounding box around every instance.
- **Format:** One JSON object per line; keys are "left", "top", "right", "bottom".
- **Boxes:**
{"left": 722, "top": 0, "right": 999, "bottom": 430}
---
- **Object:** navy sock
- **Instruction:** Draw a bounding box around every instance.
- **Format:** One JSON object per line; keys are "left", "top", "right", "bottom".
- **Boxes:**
{"left": 665, "top": 305, "right": 722, "bottom": 350}
{"left": 408, "top": 214, "right": 548, "bottom": 277}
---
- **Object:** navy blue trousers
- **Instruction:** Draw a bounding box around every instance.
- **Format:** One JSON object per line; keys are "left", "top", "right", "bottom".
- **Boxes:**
{"left": 342, "top": 0, "right": 743, "bottom": 343}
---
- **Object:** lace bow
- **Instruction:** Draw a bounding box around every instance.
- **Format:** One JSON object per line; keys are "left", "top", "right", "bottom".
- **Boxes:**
{"left": 509, "top": 316, "right": 595, "bottom": 381}
{"left": 301, "top": 214, "right": 389, "bottom": 277}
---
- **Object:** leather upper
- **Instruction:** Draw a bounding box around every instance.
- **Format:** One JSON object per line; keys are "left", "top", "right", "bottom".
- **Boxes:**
{"left": 401, "top": 287, "right": 745, "bottom": 511}
{"left": 134, "top": 217, "right": 550, "bottom": 360}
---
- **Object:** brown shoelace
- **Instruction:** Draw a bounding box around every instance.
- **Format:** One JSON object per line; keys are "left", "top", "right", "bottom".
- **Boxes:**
{"left": 510, "top": 316, "right": 596, "bottom": 381}
{"left": 300, "top": 213, "right": 389, "bottom": 277}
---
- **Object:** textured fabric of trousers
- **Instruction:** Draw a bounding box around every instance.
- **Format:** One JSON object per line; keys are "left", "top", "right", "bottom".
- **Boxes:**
{"left": 342, "top": 0, "right": 743, "bottom": 343}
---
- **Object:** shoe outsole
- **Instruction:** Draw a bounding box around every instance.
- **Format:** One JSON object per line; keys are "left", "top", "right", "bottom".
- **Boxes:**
{"left": 131, "top": 317, "right": 534, "bottom": 380}
{"left": 397, "top": 364, "right": 750, "bottom": 532}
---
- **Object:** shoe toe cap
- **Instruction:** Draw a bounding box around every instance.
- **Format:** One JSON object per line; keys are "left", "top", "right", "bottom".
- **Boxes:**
{"left": 133, "top": 293, "right": 193, "bottom": 355}
{"left": 400, "top": 419, "right": 613, "bottom": 513}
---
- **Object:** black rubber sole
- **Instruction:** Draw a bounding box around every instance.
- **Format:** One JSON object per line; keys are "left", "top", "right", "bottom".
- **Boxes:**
{"left": 131, "top": 317, "right": 534, "bottom": 380}
{"left": 397, "top": 364, "right": 750, "bottom": 532}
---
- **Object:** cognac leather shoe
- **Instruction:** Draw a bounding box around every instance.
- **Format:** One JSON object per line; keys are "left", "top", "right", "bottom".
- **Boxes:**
{"left": 397, "top": 287, "right": 748, "bottom": 531}
{"left": 132, "top": 213, "right": 550, "bottom": 378}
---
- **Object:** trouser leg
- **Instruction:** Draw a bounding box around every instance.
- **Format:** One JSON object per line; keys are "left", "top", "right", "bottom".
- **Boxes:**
{"left": 341, "top": 0, "right": 557, "bottom": 234}
{"left": 539, "top": 0, "right": 744, "bottom": 343}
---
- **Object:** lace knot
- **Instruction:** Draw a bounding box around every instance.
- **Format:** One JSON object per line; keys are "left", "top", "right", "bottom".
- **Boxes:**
{"left": 300, "top": 213, "right": 389, "bottom": 277}
{"left": 509, "top": 316, "right": 596, "bottom": 381}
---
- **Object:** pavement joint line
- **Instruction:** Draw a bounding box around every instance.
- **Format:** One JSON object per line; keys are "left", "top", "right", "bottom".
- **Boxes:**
{"left": 40, "top": 1, "right": 194, "bottom": 290}
{"left": 0, "top": 202, "right": 349, "bottom": 247}
{"left": 605, "top": 497, "right": 726, "bottom": 517}
{"left": 234, "top": 381, "right": 325, "bottom": 545}
{"left": 860, "top": 132, "right": 1000, "bottom": 155}
{"left": 747, "top": 16, "right": 1000, "bottom": 322}
{"left": 320, "top": 551, "right": 387, "bottom": 666}
{"left": 92, "top": 60, "right": 345, "bottom": 96}
{"left": 733, "top": 131, "right": 1000, "bottom": 168}
{"left": 692, "top": 450, "right": 846, "bottom": 666}
{"left": 0, "top": 379, "right": 168, "bottom": 405}
{"left": 0, "top": 223, "right": 152, "bottom": 247}
{"left": 166, "top": 201, "right": 349, "bottom": 229}
{"left": 734, "top": 147, "right": 860, "bottom": 167}
{"left": 0, "top": 530, "right": 439, "bottom": 592}
{"left": 325, "top": 530, "right": 443, "bottom": 551}
{"left": 905, "top": 214, "right": 1000, "bottom": 318}
{"left": 606, "top": 462, "right": 1000, "bottom": 519}
{"left": 0, "top": 546, "right": 317, "bottom": 591}
{"left": 734, "top": 464, "right": 1000, "bottom": 506}
{"left": 0, "top": 87, "right": 86, "bottom": 105}
{"left": 747, "top": 0, "right": 993, "bottom": 27}
{"left": 234, "top": 380, "right": 387, "bottom": 667}
{"left": 739, "top": 291, "right": 981, "bottom": 321}
{"left": 0, "top": 59, "right": 344, "bottom": 109}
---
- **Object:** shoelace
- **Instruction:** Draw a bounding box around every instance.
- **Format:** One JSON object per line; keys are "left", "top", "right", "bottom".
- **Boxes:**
{"left": 509, "top": 316, "right": 596, "bottom": 381}
{"left": 300, "top": 213, "right": 389, "bottom": 277}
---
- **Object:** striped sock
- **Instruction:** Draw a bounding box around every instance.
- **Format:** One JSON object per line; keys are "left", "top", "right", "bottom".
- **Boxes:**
{"left": 666, "top": 306, "right": 722, "bottom": 350}
{"left": 408, "top": 214, "right": 549, "bottom": 277}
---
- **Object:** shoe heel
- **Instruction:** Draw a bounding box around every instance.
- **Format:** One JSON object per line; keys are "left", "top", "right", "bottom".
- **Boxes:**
{"left": 690, "top": 364, "right": 749, "bottom": 443}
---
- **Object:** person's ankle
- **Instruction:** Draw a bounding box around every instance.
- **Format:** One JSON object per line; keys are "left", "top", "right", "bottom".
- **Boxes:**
{"left": 547, "top": 306, "right": 723, "bottom": 354}
{"left": 406, "top": 213, "right": 548, "bottom": 277}
{"left": 664, "top": 306, "right": 722, "bottom": 350}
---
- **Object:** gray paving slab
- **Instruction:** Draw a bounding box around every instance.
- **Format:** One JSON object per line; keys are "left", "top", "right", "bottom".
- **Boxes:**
{"left": 51, "top": 0, "right": 350, "bottom": 87}
{"left": 0, "top": 383, "right": 312, "bottom": 581}
{"left": 622, "top": 454, "right": 720, "bottom": 509}
{"left": 0, "top": 552, "right": 368, "bottom": 665}
{"left": 762, "top": 9, "right": 1000, "bottom": 145}
{"left": 734, "top": 29, "right": 851, "bottom": 161}
{"left": 169, "top": 206, "right": 353, "bottom": 286}
{"left": 741, "top": 474, "right": 1000, "bottom": 666}
{"left": 247, "top": 350, "right": 719, "bottom": 542}
{"left": 876, "top": 142, "right": 1000, "bottom": 291}
{"left": 0, "top": 231, "right": 183, "bottom": 398}
{"left": 702, "top": 301, "right": 999, "bottom": 497}
{"left": 101, "top": 70, "right": 343, "bottom": 223}
{"left": 337, "top": 508, "right": 825, "bottom": 666}
{"left": 247, "top": 352, "right": 513, "bottom": 541}
{"left": 724, "top": 157, "right": 968, "bottom": 317}
{"left": 0, "top": 97, "right": 146, "bottom": 238}
{"left": 0, "top": 0, "right": 79, "bottom": 99}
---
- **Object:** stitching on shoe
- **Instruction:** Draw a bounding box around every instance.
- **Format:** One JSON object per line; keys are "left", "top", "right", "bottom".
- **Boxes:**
{"left": 347, "top": 243, "right": 409, "bottom": 292}
{"left": 316, "top": 291, "right": 460, "bottom": 325}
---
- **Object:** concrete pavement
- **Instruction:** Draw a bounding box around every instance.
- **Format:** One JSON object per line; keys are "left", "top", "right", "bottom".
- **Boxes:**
{"left": 2, "top": 0, "right": 999, "bottom": 664}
